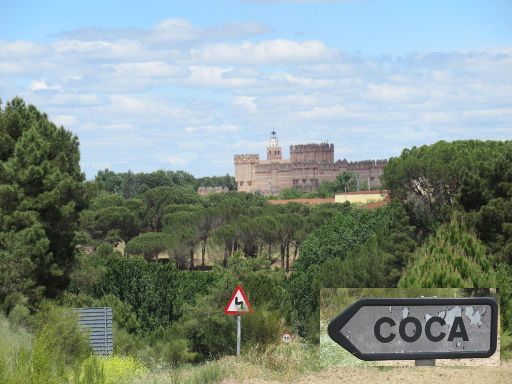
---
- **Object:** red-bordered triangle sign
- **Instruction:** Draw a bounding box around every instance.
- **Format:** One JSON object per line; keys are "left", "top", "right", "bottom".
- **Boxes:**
{"left": 224, "top": 284, "right": 253, "bottom": 315}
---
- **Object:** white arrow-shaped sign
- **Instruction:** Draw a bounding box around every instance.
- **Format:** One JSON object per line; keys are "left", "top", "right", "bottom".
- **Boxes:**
{"left": 328, "top": 297, "right": 498, "bottom": 361}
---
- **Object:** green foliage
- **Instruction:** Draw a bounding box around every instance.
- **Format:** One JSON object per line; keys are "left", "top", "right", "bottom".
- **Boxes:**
{"left": 0, "top": 303, "right": 92, "bottom": 384}
{"left": 383, "top": 140, "right": 511, "bottom": 235}
{"left": 334, "top": 171, "right": 358, "bottom": 192}
{"left": 296, "top": 207, "right": 390, "bottom": 272}
{"left": 71, "top": 252, "right": 215, "bottom": 332}
{"left": 315, "top": 202, "right": 417, "bottom": 289}
{"left": 399, "top": 218, "right": 496, "bottom": 288}
{"left": 142, "top": 186, "right": 200, "bottom": 232}
{"left": 148, "top": 332, "right": 197, "bottom": 367}
{"left": 242, "top": 342, "right": 320, "bottom": 380}
{"left": 0, "top": 97, "right": 87, "bottom": 300}
{"left": 315, "top": 171, "right": 358, "bottom": 197}
{"left": 497, "top": 264, "right": 512, "bottom": 331}
{"left": 81, "top": 205, "right": 139, "bottom": 244}
{"left": 278, "top": 187, "right": 304, "bottom": 200}
{"left": 195, "top": 174, "right": 236, "bottom": 191}
{"left": 242, "top": 306, "right": 283, "bottom": 347}
{"left": 34, "top": 302, "right": 91, "bottom": 366}
{"left": 126, "top": 232, "right": 174, "bottom": 260}
{"left": 61, "top": 292, "right": 142, "bottom": 333}
{"left": 95, "top": 169, "right": 196, "bottom": 198}
{"left": 174, "top": 255, "right": 290, "bottom": 360}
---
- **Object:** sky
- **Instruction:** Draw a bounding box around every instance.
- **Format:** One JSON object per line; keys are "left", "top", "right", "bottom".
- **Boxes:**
{"left": 1, "top": 0, "right": 511, "bottom": 179}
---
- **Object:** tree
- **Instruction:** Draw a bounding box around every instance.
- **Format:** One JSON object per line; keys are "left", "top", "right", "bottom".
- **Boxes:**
{"left": 295, "top": 207, "right": 389, "bottom": 273}
{"left": 163, "top": 211, "right": 201, "bottom": 269}
{"left": 142, "top": 186, "right": 200, "bottom": 232}
{"left": 214, "top": 224, "right": 237, "bottom": 266}
{"left": 0, "top": 97, "right": 86, "bottom": 299}
{"left": 334, "top": 171, "right": 357, "bottom": 192}
{"left": 197, "top": 207, "right": 221, "bottom": 267}
{"left": 125, "top": 232, "right": 174, "bottom": 261}
{"left": 399, "top": 218, "right": 496, "bottom": 288}
{"left": 94, "top": 169, "right": 122, "bottom": 194}
{"left": 253, "top": 215, "right": 278, "bottom": 261}
{"left": 383, "top": 140, "right": 511, "bottom": 236}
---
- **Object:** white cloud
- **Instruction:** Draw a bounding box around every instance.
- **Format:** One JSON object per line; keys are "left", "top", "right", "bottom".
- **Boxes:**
{"left": 110, "top": 61, "right": 189, "bottom": 78}
{"left": 231, "top": 96, "right": 258, "bottom": 113}
{"left": 51, "top": 114, "right": 78, "bottom": 127}
{"left": 190, "top": 39, "right": 335, "bottom": 65}
{"left": 29, "top": 79, "right": 61, "bottom": 92}
{"left": 164, "top": 156, "right": 188, "bottom": 166}
{"left": 365, "top": 83, "right": 427, "bottom": 103}
{"left": 1, "top": 18, "right": 511, "bottom": 178}
{"left": 58, "top": 18, "right": 272, "bottom": 46}
{"left": 0, "top": 41, "right": 50, "bottom": 59}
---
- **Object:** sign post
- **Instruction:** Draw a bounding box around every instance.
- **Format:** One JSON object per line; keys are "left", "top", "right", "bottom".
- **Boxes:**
{"left": 328, "top": 297, "right": 498, "bottom": 362}
{"left": 224, "top": 284, "right": 253, "bottom": 357}
{"left": 237, "top": 315, "right": 241, "bottom": 356}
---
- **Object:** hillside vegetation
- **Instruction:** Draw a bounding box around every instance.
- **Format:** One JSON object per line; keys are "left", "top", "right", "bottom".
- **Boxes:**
{"left": 0, "top": 97, "right": 511, "bottom": 382}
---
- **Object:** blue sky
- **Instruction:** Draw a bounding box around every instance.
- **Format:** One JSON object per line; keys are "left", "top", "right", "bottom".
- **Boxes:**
{"left": 1, "top": 0, "right": 511, "bottom": 178}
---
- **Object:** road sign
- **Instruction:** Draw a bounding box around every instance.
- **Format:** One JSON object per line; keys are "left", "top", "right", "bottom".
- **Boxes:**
{"left": 224, "top": 284, "right": 253, "bottom": 315}
{"left": 224, "top": 284, "right": 253, "bottom": 357}
{"left": 281, "top": 332, "right": 292, "bottom": 343}
{"left": 328, "top": 297, "right": 498, "bottom": 361}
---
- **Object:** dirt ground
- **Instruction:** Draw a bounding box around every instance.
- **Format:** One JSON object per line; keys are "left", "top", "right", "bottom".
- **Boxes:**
{"left": 296, "top": 362, "right": 512, "bottom": 384}
{"left": 223, "top": 361, "right": 512, "bottom": 384}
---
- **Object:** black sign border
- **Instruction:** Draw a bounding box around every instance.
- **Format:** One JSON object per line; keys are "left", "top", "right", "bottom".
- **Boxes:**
{"left": 327, "top": 297, "right": 498, "bottom": 361}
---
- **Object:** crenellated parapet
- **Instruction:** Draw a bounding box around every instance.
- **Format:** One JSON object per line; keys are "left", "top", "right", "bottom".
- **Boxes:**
{"left": 234, "top": 154, "right": 259, "bottom": 164}
{"left": 290, "top": 143, "right": 334, "bottom": 163}
{"left": 345, "top": 159, "right": 388, "bottom": 169}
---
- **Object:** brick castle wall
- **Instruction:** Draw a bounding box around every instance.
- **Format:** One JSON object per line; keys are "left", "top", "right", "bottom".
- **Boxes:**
{"left": 234, "top": 143, "right": 387, "bottom": 194}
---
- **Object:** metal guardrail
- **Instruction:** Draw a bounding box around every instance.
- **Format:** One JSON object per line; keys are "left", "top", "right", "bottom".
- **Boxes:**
{"left": 75, "top": 307, "right": 113, "bottom": 355}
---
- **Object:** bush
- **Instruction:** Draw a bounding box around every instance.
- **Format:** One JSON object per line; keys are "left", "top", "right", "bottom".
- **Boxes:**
{"left": 71, "top": 252, "right": 215, "bottom": 332}
{"left": 33, "top": 302, "right": 91, "bottom": 367}
{"left": 242, "top": 307, "right": 283, "bottom": 348}
{"left": 99, "top": 355, "right": 147, "bottom": 384}
{"left": 243, "top": 342, "right": 320, "bottom": 380}
{"left": 0, "top": 303, "right": 92, "bottom": 384}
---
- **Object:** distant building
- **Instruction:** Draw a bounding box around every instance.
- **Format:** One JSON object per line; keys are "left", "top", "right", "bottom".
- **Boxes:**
{"left": 197, "top": 186, "right": 230, "bottom": 196}
{"left": 234, "top": 131, "right": 387, "bottom": 195}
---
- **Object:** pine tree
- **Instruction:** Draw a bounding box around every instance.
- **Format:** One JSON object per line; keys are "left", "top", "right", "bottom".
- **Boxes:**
{"left": 0, "top": 97, "right": 86, "bottom": 300}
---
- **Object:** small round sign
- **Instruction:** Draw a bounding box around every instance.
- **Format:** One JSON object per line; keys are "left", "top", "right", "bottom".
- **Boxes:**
{"left": 281, "top": 332, "right": 292, "bottom": 343}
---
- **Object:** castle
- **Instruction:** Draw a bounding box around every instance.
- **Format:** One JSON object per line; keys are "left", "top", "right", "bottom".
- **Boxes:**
{"left": 234, "top": 132, "right": 387, "bottom": 195}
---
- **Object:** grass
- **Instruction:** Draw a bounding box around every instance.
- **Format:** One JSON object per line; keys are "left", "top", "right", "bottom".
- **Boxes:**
{"left": 0, "top": 314, "right": 32, "bottom": 382}
{"left": 0, "top": 309, "right": 149, "bottom": 384}
{"left": 319, "top": 321, "right": 367, "bottom": 368}
{"left": 129, "top": 340, "right": 320, "bottom": 383}
{"left": 129, "top": 361, "right": 224, "bottom": 384}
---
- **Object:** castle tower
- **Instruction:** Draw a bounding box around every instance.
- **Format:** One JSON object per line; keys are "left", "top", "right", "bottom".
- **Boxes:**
{"left": 290, "top": 143, "right": 334, "bottom": 163}
{"left": 234, "top": 154, "right": 259, "bottom": 192}
{"left": 266, "top": 130, "right": 282, "bottom": 161}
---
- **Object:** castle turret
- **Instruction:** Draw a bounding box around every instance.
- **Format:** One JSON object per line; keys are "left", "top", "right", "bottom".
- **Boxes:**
{"left": 266, "top": 130, "right": 282, "bottom": 161}
{"left": 234, "top": 154, "right": 259, "bottom": 192}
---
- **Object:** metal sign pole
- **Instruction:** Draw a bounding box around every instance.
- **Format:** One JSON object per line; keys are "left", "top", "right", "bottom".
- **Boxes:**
{"left": 237, "top": 315, "right": 241, "bottom": 356}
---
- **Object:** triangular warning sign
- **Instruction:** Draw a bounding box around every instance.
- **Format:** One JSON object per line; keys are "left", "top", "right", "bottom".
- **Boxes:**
{"left": 224, "top": 284, "right": 253, "bottom": 315}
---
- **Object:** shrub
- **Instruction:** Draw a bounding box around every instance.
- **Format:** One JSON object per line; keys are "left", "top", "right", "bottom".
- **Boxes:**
{"left": 242, "top": 307, "right": 283, "bottom": 348}
{"left": 99, "top": 355, "right": 147, "bottom": 384}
